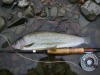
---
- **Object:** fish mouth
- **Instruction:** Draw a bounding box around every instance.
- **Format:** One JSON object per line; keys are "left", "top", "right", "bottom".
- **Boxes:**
{"left": 12, "top": 39, "right": 25, "bottom": 49}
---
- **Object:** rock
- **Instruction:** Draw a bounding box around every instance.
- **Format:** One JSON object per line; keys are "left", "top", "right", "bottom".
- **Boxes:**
{"left": 18, "top": 0, "right": 29, "bottom": 8}
{"left": 25, "top": 5, "right": 35, "bottom": 18}
{"left": 7, "top": 13, "right": 14, "bottom": 21}
{"left": 44, "top": 6, "right": 49, "bottom": 16}
{"left": 58, "top": 7, "right": 66, "bottom": 17}
{"left": 69, "top": 0, "right": 77, "bottom": 3}
{"left": 50, "top": 6, "right": 58, "bottom": 17}
{"left": 0, "top": 16, "right": 6, "bottom": 32}
{"left": 35, "top": 8, "right": 42, "bottom": 15}
{"left": 10, "top": 25, "right": 25, "bottom": 34}
{"left": 95, "top": 0, "right": 100, "bottom": 3}
{"left": 17, "top": 12, "right": 23, "bottom": 18}
{"left": 81, "top": 0, "right": 100, "bottom": 21}
{"left": 79, "top": 14, "right": 90, "bottom": 29}
{"left": 40, "top": 11, "right": 47, "bottom": 17}
{"left": 2, "top": 0, "right": 14, "bottom": 4}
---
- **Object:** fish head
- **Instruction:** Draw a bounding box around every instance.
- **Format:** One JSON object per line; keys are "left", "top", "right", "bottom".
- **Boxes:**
{"left": 12, "top": 39, "right": 25, "bottom": 50}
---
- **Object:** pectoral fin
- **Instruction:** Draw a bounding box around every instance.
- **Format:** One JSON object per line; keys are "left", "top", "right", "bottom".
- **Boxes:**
{"left": 24, "top": 43, "right": 34, "bottom": 47}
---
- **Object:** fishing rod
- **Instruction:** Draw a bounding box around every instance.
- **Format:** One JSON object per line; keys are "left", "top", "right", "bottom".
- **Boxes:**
{"left": 0, "top": 48, "right": 99, "bottom": 72}
{"left": 0, "top": 48, "right": 99, "bottom": 54}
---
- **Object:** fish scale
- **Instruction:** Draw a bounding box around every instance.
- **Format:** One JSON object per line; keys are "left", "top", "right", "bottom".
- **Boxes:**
{"left": 12, "top": 32, "right": 86, "bottom": 50}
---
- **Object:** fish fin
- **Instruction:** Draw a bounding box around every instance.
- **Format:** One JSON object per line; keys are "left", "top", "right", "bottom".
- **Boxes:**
{"left": 83, "top": 32, "right": 96, "bottom": 48}
{"left": 24, "top": 43, "right": 34, "bottom": 47}
{"left": 47, "top": 46, "right": 57, "bottom": 52}
{"left": 83, "top": 37, "right": 91, "bottom": 44}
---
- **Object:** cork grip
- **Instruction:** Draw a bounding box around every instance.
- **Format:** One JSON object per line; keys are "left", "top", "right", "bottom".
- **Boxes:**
{"left": 48, "top": 48, "right": 84, "bottom": 54}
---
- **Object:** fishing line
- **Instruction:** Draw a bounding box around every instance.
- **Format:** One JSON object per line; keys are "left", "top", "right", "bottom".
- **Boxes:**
{"left": 0, "top": 33, "right": 80, "bottom": 68}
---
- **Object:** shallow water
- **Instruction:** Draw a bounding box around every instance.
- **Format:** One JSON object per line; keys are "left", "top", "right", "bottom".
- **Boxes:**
{"left": 0, "top": 0, "right": 100, "bottom": 75}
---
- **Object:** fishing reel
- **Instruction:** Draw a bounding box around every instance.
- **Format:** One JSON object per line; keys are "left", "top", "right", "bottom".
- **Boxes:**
{"left": 80, "top": 53, "right": 98, "bottom": 71}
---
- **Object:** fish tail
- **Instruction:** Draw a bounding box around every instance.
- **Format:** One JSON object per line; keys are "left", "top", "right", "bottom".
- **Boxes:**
{"left": 84, "top": 37, "right": 91, "bottom": 44}
{"left": 83, "top": 33, "right": 96, "bottom": 48}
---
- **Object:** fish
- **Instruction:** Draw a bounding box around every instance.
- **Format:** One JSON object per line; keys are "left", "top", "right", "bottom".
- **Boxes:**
{"left": 12, "top": 32, "right": 90, "bottom": 50}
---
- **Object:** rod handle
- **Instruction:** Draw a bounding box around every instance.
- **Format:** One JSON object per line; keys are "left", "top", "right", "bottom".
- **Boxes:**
{"left": 48, "top": 48, "right": 84, "bottom": 54}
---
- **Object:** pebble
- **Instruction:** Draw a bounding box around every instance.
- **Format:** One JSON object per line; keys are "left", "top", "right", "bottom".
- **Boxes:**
{"left": 0, "top": 16, "right": 6, "bottom": 32}
{"left": 10, "top": 25, "right": 25, "bottom": 34}
{"left": 79, "top": 14, "right": 90, "bottom": 29}
{"left": 2, "top": 0, "right": 14, "bottom": 4}
{"left": 25, "top": 5, "right": 35, "bottom": 18}
{"left": 7, "top": 14, "right": 14, "bottom": 21}
{"left": 50, "top": 6, "right": 58, "bottom": 17}
{"left": 58, "top": 7, "right": 66, "bottom": 17}
{"left": 18, "top": 0, "right": 29, "bottom": 8}
{"left": 17, "top": 12, "right": 23, "bottom": 18}
{"left": 81, "top": 0, "right": 100, "bottom": 21}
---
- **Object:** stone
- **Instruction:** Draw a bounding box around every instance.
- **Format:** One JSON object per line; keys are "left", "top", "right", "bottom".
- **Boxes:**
{"left": 40, "top": 12, "right": 47, "bottom": 17}
{"left": 79, "top": 14, "right": 90, "bottom": 29}
{"left": 81, "top": 0, "right": 100, "bottom": 21}
{"left": 2, "top": 0, "right": 14, "bottom": 4}
{"left": 0, "top": 16, "right": 6, "bottom": 32}
{"left": 7, "top": 13, "right": 14, "bottom": 20}
{"left": 17, "top": 12, "right": 23, "bottom": 18}
{"left": 25, "top": 5, "right": 35, "bottom": 18}
{"left": 58, "top": 7, "right": 66, "bottom": 17}
{"left": 95, "top": 0, "right": 100, "bottom": 3}
{"left": 50, "top": 6, "right": 58, "bottom": 17}
{"left": 18, "top": 0, "right": 29, "bottom": 8}
{"left": 10, "top": 25, "right": 25, "bottom": 34}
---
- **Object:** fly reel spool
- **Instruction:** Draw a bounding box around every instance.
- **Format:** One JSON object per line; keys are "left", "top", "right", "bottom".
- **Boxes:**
{"left": 80, "top": 53, "right": 98, "bottom": 71}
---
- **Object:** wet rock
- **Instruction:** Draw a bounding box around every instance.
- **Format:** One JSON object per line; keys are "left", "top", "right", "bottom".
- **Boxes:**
{"left": 25, "top": 5, "right": 35, "bottom": 18}
{"left": 18, "top": 0, "right": 29, "bottom": 8}
{"left": 35, "top": 8, "right": 42, "bottom": 15}
{"left": 81, "top": 0, "right": 100, "bottom": 21}
{"left": 7, "top": 13, "right": 14, "bottom": 21}
{"left": 79, "top": 14, "right": 90, "bottom": 29}
{"left": 40, "top": 11, "right": 47, "bottom": 17}
{"left": 44, "top": 6, "right": 49, "bottom": 16}
{"left": 10, "top": 25, "right": 25, "bottom": 34}
{"left": 0, "top": 16, "right": 6, "bottom": 32}
{"left": 17, "top": 12, "right": 23, "bottom": 18}
{"left": 50, "top": 6, "right": 58, "bottom": 17}
{"left": 58, "top": 7, "right": 66, "bottom": 17}
{"left": 95, "top": 0, "right": 100, "bottom": 3}
{"left": 2, "top": 0, "right": 14, "bottom": 4}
